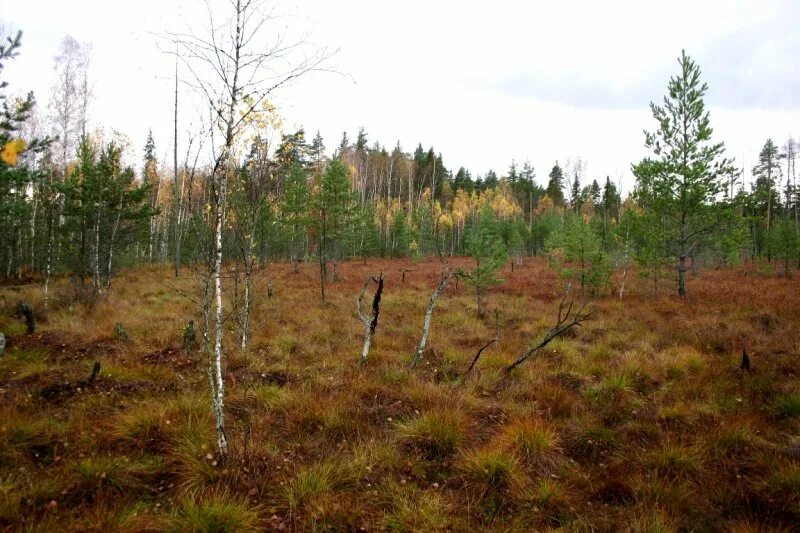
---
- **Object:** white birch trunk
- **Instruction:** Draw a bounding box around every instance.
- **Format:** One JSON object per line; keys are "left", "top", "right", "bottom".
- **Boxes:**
{"left": 412, "top": 272, "right": 452, "bottom": 367}
{"left": 211, "top": 175, "right": 228, "bottom": 455}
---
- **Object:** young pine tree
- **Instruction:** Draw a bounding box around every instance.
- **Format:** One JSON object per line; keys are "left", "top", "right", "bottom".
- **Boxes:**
{"left": 312, "top": 158, "right": 354, "bottom": 299}
{"left": 464, "top": 207, "right": 507, "bottom": 318}
{"left": 282, "top": 164, "right": 309, "bottom": 272}
{"left": 546, "top": 213, "right": 609, "bottom": 296}
{"left": 632, "top": 50, "right": 737, "bottom": 297}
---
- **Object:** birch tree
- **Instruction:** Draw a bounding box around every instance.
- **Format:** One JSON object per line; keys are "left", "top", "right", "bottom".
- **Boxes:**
{"left": 170, "top": 0, "right": 329, "bottom": 455}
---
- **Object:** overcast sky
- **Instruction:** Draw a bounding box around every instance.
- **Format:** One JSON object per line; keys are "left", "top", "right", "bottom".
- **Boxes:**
{"left": 3, "top": 0, "right": 799, "bottom": 192}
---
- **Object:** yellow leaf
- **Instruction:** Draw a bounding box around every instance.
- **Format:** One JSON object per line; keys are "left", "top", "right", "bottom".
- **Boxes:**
{"left": 1, "top": 139, "right": 26, "bottom": 166}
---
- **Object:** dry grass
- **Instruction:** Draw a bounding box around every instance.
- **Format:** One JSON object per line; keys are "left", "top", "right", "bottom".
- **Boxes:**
{"left": 1, "top": 257, "right": 799, "bottom": 530}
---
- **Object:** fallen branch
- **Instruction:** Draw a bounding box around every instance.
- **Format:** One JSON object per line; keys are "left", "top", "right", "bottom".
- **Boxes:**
{"left": 464, "top": 309, "right": 500, "bottom": 377}
{"left": 356, "top": 273, "right": 384, "bottom": 365}
{"left": 505, "top": 295, "right": 590, "bottom": 373}
{"left": 411, "top": 270, "right": 455, "bottom": 367}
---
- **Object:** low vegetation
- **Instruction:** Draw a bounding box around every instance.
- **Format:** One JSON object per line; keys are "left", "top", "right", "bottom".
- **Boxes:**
{"left": 1, "top": 258, "right": 799, "bottom": 530}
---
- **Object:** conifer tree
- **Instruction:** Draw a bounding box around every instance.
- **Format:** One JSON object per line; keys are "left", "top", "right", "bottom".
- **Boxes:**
{"left": 283, "top": 164, "right": 310, "bottom": 272}
{"left": 546, "top": 163, "right": 566, "bottom": 207}
{"left": 751, "top": 138, "right": 782, "bottom": 260}
{"left": 313, "top": 158, "right": 354, "bottom": 299}
{"left": 633, "top": 50, "right": 736, "bottom": 297}
{"left": 464, "top": 206, "right": 507, "bottom": 318}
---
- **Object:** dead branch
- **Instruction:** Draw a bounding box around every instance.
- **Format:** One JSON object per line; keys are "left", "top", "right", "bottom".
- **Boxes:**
{"left": 356, "top": 273, "right": 384, "bottom": 365}
{"left": 505, "top": 296, "right": 590, "bottom": 373}
{"left": 464, "top": 309, "right": 500, "bottom": 377}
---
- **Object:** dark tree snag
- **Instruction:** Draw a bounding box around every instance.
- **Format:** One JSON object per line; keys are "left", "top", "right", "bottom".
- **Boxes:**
{"left": 370, "top": 276, "right": 384, "bottom": 335}
{"left": 356, "top": 274, "right": 384, "bottom": 365}
{"left": 464, "top": 309, "right": 500, "bottom": 377}
{"left": 412, "top": 270, "right": 455, "bottom": 367}
{"left": 740, "top": 349, "right": 751, "bottom": 371}
{"left": 400, "top": 268, "right": 413, "bottom": 284}
{"left": 87, "top": 361, "right": 101, "bottom": 385}
{"left": 15, "top": 301, "right": 35, "bottom": 334}
{"left": 506, "top": 296, "right": 590, "bottom": 373}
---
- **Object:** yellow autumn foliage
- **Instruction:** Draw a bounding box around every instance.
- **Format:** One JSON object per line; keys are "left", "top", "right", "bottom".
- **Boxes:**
{"left": 1, "top": 139, "right": 26, "bottom": 166}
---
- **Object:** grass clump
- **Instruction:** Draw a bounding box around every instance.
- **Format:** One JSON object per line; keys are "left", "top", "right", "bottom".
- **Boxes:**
{"left": 110, "top": 405, "right": 167, "bottom": 452}
{"left": 646, "top": 443, "right": 702, "bottom": 480}
{"left": 167, "top": 490, "right": 261, "bottom": 532}
{"left": 285, "top": 460, "right": 358, "bottom": 510}
{"left": 498, "top": 418, "right": 559, "bottom": 459}
{"left": 771, "top": 393, "right": 800, "bottom": 418}
{"left": 382, "top": 481, "right": 453, "bottom": 531}
{"left": 461, "top": 448, "right": 521, "bottom": 489}
{"left": 396, "top": 409, "right": 465, "bottom": 458}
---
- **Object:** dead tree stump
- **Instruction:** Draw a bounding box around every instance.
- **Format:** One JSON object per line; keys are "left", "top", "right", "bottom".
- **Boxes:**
{"left": 15, "top": 302, "right": 35, "bottom": 334}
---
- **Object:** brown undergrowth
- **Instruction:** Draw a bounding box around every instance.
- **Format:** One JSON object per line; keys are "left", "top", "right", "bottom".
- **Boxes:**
{"left": 1, "top": 258, "right": 799, "bottom": 531}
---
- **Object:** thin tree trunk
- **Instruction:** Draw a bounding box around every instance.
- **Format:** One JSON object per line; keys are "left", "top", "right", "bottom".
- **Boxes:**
{"left": 173, "top": 52, "right": 181, "bottom": 278}
{"left": 412, "top": 271, "right": 452, "bottom": 367}
{"left": 93, "top": 212, "right": 101, "bottom": 295}
{"left": 105, "top": 190, "right": 123, "bottom": 293}
{"left": 240, "top": 232, "right": 253, "bottom": 351}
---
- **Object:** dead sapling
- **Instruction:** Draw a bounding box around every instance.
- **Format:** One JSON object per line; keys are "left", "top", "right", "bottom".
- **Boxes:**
{"left": 740, "top": 349, "right": 752, "bottom": 372}
{"left": 411, "top": 269, "right": 458, "bottom": 368}
{"left": 15, "top": 301, "right": 35, "bottom": 334}
{"left": 505, "top": 295, "right": 590, "bottom": 373}
{"left": 85, "top": 361, "right": 101, "bottom": 386}
{"left": 399, "top": 268, "right": 414, "bottom": 284}
{"left": 356, "top": 273, "right": 384, "bottom": 365}
{"left": 463, "top": 309, "right": 500, "bottom": 378}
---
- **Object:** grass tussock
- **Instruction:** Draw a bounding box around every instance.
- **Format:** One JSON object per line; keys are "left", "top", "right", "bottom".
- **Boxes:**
{"left": 396, "top": 409, "right": 466, "bottom": 459}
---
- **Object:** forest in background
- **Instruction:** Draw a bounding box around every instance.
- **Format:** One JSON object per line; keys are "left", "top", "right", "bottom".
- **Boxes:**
{"left": 1, "top": 26, "right": 798, "bottom": 305}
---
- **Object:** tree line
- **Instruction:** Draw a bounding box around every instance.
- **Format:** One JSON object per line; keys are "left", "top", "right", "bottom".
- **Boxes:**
{"left": 2, "top": 32, "right": 798, "bottom": 307}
